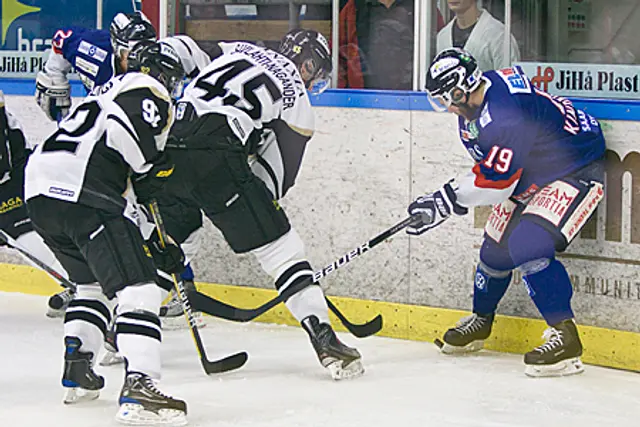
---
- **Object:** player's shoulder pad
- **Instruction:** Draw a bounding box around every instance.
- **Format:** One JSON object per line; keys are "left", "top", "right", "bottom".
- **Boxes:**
{"left": 218, "top": 41, "right": 258, "bottom": 56}
{"left": 160, "top": 35, "right": 211, "bottom": 78}
{"left": 109, "top": 74, "right": 173, "bottom": 135}
{"left": 117, "top": 72, "right": 172, "bottom": 104}
{"left": 52, "top": 27, "right": 110, "bottom": 58}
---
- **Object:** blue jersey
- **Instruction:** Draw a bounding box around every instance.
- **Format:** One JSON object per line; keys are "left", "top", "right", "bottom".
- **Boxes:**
{"left": 52, "top": 27, "right": 115, "bottom": 91}
{"left": 456, "top": 66, "right": 606, "bottom": 206}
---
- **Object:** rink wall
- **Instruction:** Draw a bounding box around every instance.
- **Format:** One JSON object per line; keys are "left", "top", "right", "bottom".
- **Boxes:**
{"left": 1, "top": 87, "right": 640, "bottom": 372}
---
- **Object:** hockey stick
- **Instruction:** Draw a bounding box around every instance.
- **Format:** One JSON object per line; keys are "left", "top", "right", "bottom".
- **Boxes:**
{"left": 191, "top": 215, "right": 421, "bottom": 337}
{"left": 0, "top": 229, "right": 77, "bottom": 292}
{"left": 148, "top": 200, "right": 248, "bottom": 374}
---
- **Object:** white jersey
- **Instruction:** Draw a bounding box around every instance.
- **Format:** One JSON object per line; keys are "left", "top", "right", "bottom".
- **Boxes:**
{"left": 25, "top": 72, "right": 173, "bottom": 212}
{"left": 160, "top": 35, "right": 211, "bottom": 79}
{"left": 176, "top": 41, "right": 314, "bottom": 198}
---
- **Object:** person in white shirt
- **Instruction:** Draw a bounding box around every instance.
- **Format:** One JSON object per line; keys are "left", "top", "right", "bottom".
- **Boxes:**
{"left": 437, "top": 0, "right": 520, "bottom": 71}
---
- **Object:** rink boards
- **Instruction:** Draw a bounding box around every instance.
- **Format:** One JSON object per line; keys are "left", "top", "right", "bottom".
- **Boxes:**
{"left": 1, "top": 95, "right": 639, "bottom": 372}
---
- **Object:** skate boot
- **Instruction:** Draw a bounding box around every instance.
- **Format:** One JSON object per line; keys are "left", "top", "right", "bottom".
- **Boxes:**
{"left": 524, "top": 319, "right": 584, "bottom": 378}
{"left": 302, "top": 315, "right": 364, "bottom": 380}
{"left": 116, "top": 371, "right": 187, "bottom": 426}
{"left": 62, "top": 336, "right": 105, "bottom": 404}
{"left": 47, "top": 288, "right": 75, "bottom": 318}
{"left": 439, "top": 313, "right": 494, "bottom": 354}
{"left": 159, "top": 281, "right": 205, "bottom": 330}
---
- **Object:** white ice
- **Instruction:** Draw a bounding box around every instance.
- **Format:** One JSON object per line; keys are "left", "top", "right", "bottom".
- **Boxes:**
{"left": 1, "top": 292, "right": 639, "bottom": 427}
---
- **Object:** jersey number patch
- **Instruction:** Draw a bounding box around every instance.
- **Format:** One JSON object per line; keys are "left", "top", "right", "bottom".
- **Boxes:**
{"left": 142, "top": 99, "right": 160, "bottom": 128}
{"left": 194, "top": 59, "right": 282, "bottom": 120}
{"left": 42, "top": 101, "right": 101, "bottom": 154}
{"left": 482, "top": 145, "right": 513, "bottom": 173}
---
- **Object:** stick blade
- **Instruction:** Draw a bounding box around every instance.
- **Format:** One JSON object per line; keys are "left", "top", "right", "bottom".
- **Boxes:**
{"left": 347, "top": 314, "right": 383, "bottom": 338}
{"left": 203, "top": 351, "right": 248, "bottom": 374}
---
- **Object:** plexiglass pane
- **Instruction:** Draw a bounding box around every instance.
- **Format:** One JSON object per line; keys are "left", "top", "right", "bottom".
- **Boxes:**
{"left": 514, "top": 0, "right": 640, "bottom": 100}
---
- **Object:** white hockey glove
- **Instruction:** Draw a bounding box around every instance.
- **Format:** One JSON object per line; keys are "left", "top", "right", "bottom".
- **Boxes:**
{"left": 35, "top": 71, "right": 71, "bottom": 122}
{"left": 407, "top": 180, "right": 468, "bottom": 235}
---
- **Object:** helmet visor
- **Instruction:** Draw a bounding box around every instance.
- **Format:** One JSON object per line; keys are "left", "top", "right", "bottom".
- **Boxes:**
{"left": 427, "top": 92, "right": 452, "bottom": 112}
{"left": 307, "top": 69, "right": 331, "bottom": 95}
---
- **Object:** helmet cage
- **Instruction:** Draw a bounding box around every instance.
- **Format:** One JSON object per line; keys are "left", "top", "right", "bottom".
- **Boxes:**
{"left": 426, "top": 49, "right": 482, "bottom": 112}
{"left": 110, "top": 12, "right": 156, "bottom": 57}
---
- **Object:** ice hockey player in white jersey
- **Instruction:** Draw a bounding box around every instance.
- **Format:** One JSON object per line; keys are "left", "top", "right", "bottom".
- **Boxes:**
{"left": 25, "top": 41, "right": 188, "bottom": 425}
{"left": 0, "top": 91, "right": 75, "bottom": 317}
{"left": 36, "top": 11, "right": 211, "bottom": 321}
{"left": 156, "top": 28, "right": 363, "bottom": 380}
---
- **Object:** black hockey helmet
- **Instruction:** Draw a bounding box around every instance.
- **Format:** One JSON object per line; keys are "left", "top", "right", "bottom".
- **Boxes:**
{"left": 279, "top": 28, "right": 332, "bottom": 95}
{"left": 127, "top": 41, "right": 185, "bottom": 98}
{"left": 425, "top": 48, "right": 483, "bottom": 111}
{"left": 110, "top": 11, "right": 157, "bottom": 56}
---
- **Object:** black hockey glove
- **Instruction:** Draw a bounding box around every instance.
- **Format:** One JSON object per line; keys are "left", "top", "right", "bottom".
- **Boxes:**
{"left": 132, "top": 152, "right": 175, "bottom": 204}
{"left": 407, "top": 180, "right": 468, "bottom": 236}
{"left": 146, "top": 231, "right": 185, "bottom": 275}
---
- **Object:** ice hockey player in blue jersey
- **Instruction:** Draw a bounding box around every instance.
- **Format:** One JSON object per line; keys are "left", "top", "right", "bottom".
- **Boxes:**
{"left": 409, "top": 48, "right": 606, "bottom": 377}
{"left": 35, "top": 11, "right": 157, "bottom": 122}
{"left": 36, "top": 11, "right": 211, "bottom": 123}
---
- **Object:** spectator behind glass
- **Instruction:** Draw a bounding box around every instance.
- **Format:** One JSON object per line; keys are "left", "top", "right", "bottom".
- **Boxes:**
{"left": 338, "top": 0, "right": 444, "bottom": 90}
{"left": 437, "top": 0, "right": 519, "bottom": 71}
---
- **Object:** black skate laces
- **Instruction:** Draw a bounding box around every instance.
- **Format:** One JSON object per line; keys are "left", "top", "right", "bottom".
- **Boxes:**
{"left": 454, "top": 314, "right": 488, "bottom": 335}
{"left": 142, "top": 376, "right": 174, "bottom": 399}
{"left": 533, "top": 328, "right": 564, "bottom": 354}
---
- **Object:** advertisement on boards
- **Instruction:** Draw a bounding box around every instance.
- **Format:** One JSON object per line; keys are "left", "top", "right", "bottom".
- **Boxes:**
{"left": 519, "top": 62, "right": 640, "bottom": 100}
{"left": 0, "top": 0, "right": 134, "bottom": 78}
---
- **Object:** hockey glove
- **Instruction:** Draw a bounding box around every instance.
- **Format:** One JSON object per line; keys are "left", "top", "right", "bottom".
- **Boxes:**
{"left": 147, "top": 231, "right": 185, "bottom": 275}
{"left": 35, "top": 72, "right": 71, "bottom": 122}
{"left": 407, "top": 180, "right": 468, "bottom": 235}
{"left": 131, "top": 152, "right": 175, "bottom": 204}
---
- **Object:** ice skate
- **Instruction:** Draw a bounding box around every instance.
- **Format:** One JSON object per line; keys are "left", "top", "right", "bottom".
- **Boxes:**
{"left": 62, "top": 336, "right": 104, "bottom": 404}
{"left": 116, "top": 372, "right": 187, "bottom": 426}
{"left": 439, "top": 313, "right": 494, "bottom": 354}
{"left": 47, "top": 288, "right": 75, "bottom": 318}
{"left": 159, "top": 281, "right": 205, "bottom": 330}
{"left": 524, "top": 319, "right": 584, "bottom": 378}
{"left": 302, "top": 315, "right": 364, "bottom": 380}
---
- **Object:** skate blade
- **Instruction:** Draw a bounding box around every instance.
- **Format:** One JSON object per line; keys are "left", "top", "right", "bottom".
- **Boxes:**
{"left": 116, "top": 403, "right": 187, "bottom": 426}
{"left": 525, "top": 357, "right": 585, "bottom": 378}
{"left": 327, "top": 358, "right": 365, "bottom": 381}
{"left": 63, "top": 387, "right": 100, "bottom": 404}
{"left": 439, "top": 340, "right": 485, "bottom": 355}
{"left": 99, "top": 350, "right": 125, "bottom": 366}
{"left": 161, "top": 312, "right": 206, "bottom": 331}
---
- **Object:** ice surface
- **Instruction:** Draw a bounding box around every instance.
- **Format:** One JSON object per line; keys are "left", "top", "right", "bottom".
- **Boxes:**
{"left": 1, "top": 292, "right": 639, "bottom": 427}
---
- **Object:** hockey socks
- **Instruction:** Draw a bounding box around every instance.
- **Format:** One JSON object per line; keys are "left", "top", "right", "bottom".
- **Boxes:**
{"left": 115, "top": 283, "right": 163, "bottom": 379}
{"left": 63, "top": 284, "right": 111, "bottom": 360}
{"left": 472, "top": 263, "right": 512, "bottom": 316}
{"left": 521, "top": 258, "right": 575, "bottom": 326}
{"left": 508, "top": 220, "right": 575, "bottom": 326}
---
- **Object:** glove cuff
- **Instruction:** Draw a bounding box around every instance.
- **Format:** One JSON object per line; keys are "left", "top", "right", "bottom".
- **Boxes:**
{"left": 442, "top": 181, "right": 469, "bottom": 216}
